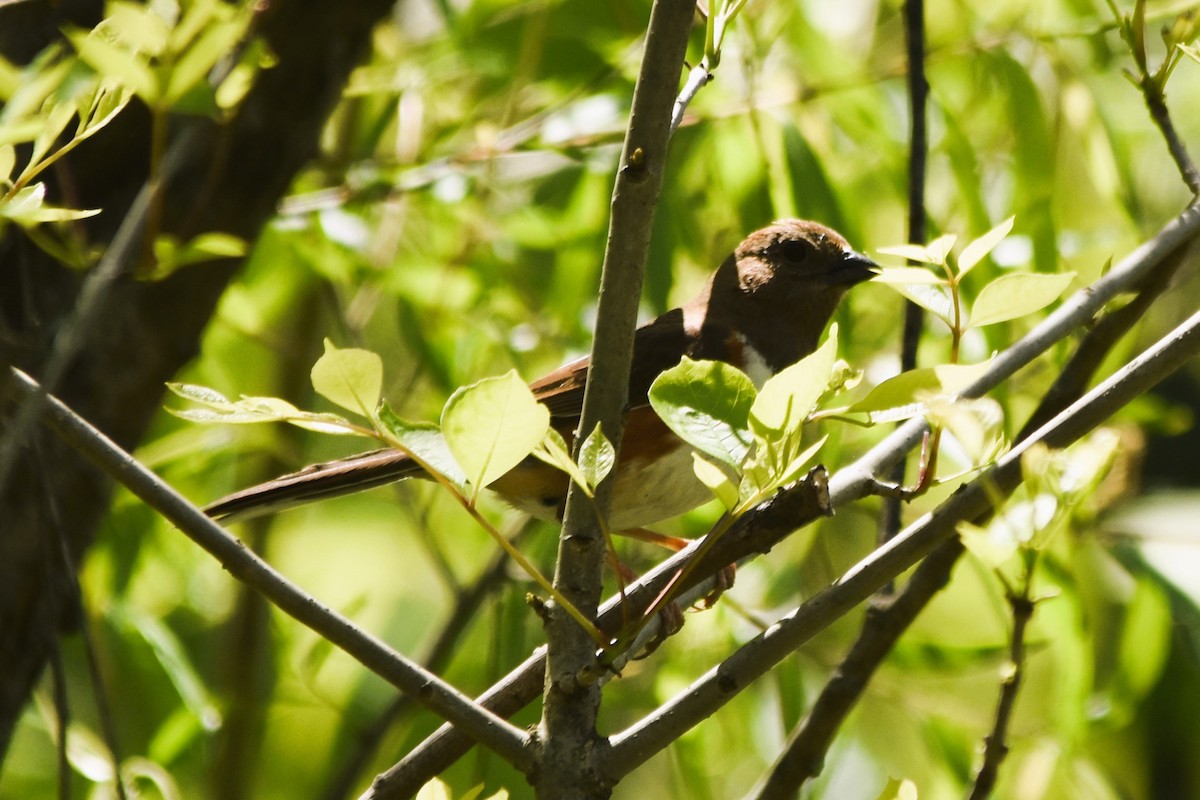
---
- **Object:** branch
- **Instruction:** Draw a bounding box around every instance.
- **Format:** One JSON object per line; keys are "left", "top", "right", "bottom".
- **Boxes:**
{"left": 374, "top": 203, "right": 1200, "bottom": 792}
{"left": 831, "top": 201, "right": 1200, "bottom": 504}
{"left": 746, "top": 538, "right": 963, "bottom": 800}
{"left": 967, "top": 587, "right": 1034, "bottom": 800}
{"left": 364, "top": 473, "right": 833, "bottom": 799}
{"left": 745, "top": 228, "right": 1195, "bottom": 798}
{"left": 538, "top": 0, "right": 695, "bottom": 794}
{"left": 5, "top": 368, "right": 535, "bottom": 775}
{"left": 603, "top": 307, "right": 1200, "bottom": 777}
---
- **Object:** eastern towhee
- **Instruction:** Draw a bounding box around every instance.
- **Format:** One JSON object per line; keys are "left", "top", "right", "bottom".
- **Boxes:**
{"left": 206, "top": 219, "right": 876, "bottom": 530}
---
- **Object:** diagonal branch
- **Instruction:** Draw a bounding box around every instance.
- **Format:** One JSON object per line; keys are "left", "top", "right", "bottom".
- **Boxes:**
{"left": 745, "top": 228, "right": 1195, "bottom": 799}
{"left": 604, "top": 307, "right": 1200, "bottom": 777}
{"left": 5, "top": 368, "right": 536, "bottom": 775}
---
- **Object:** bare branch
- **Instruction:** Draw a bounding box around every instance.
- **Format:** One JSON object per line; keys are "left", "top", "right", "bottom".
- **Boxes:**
{"left": 5, "top": 368, "right": 536, "bottom": 775}
{"left": 538, "top": 1, "right": 695, "bottom": 795}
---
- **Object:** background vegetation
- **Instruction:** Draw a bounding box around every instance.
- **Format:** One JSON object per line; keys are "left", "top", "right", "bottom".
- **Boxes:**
{"left": 2, "top": 0, "right": 1200, "bottom": 798}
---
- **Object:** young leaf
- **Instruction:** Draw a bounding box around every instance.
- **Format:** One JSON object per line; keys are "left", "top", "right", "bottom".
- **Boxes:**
{"left": 749, "top": 325, "right": 838, "bottom": 436}
{"left": 969, "top": 271, "right": 1075, "bottom": 328}
{"left": 774, "top": 434, "right": 828, "bottom": 489}
{"left": 925, "top": 395, "right": 1007, "bottom": 467}
{"left": 884, "top": 281, "right": 956, "bottom": 328}
{"left": 441, "top": 370, "right": 549, "bottom": 501}
{"left": 649, "top": 357, "right": 756, "bottom": 468}
{"left": 578, "top": 424, "right": 615, "bottom": 491}
{"left": 532, "top": 428, "right": 589, "bottom": 493}
{"left": 847, "top": 361, "right": 993, "bottom": 418}
{"left": 957, "top": 216, "right": 1015, "bottom": 277}
{"left": 925, "top": 233, "right": 958, "bottom": 264}
{"left": 0, "top": 144, "right": 14, "bottom": 183}
{"left": 310, "top": 339, "right": 383, "bottom": 418}
{"left": 378, "top": 404, "right": 468, "bottom": 490}
{"left": 692, "top": 453, "right": 738, "bottom": 511}
{"left": 870, "top": 266, "right": 947, "bottom": 285}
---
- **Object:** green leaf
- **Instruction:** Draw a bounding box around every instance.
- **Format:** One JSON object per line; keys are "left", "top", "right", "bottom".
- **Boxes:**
{"left": 846, "top": 362, "right": 993, "bottom": 422}
{"left": 693, "top": 453, "right": 738, "bottom": 511}
{"left": 957, "top": 216, "right": 1015, "bottom": 276}
{"left": 749, "top": 326, "right": 838, "bottom": 436}
{"left": 958, "top": 519, "right": 1021, "bottom": 571}
{"left": 578, "top": 424, "right": 615, "bottom": 490}
{"left": 875, "top": 776, "right": 919, "bottom": 800}
{"left": 0, "top": 144, "right": 14, "bottom": 182}
{"left": 886, "top": 282, "right": 956, "bottom": 328}
{"left": 441, "top": 370, "right": 549, "bottom": 500}
{"left": 969, "top": 271, "right": 1075, "bottom": 328}
{"left": 310, "top": 339, "right": 383, "bottom": 418}
{"left": 870, "top": 266, "right": 947, "bottom": 285}
{"left": 877, "top": 234, "right": 955, "bottom": 265}
{"left": 166, "top": 381, "right": 233, "bottom": 409}
{"left": 925, "top": 395, "right": 1007, "bottom": 467}
{"left": 649, "top": 357, "right": 756, "bottom": 468}
{"left": 68, "top": 27, "right": 158, "bottom": 103}
{"left": 164, "top": 20, "right": 245, "bottom": 106}
{"left": 379, "top": 404, "right": 468, "bottom": 490}
{"left": 0, "top": 183, "right": 101, "bottom": 225}
{"left": 532, "top": 427, "right": 589, "bottom": 494}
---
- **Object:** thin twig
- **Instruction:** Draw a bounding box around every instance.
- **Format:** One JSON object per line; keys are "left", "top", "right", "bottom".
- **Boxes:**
{"left": 882, "top": 0, "right": 929, "bottom": 549}
{"left": 967, "top": 586, "right": 1034, "bottom": 799}
{"left": 1140, "top": 76, "right": 1200, "bottom": 196}
{"left": 6, "top": 368, "right": 536, "bottom": 775}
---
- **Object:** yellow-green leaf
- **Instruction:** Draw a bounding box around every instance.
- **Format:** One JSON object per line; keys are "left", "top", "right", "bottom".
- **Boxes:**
{"left": 310, "top": 339, "right": 383, "bottom": 418}
{"left": 957, "top": 216, "right": 1015, "bottom": 276}
{"left": 969, "top": 271, "right": 1075, "bottom": 328}
{"left": 441, "top": 370, "right": 549, "bottom": 501}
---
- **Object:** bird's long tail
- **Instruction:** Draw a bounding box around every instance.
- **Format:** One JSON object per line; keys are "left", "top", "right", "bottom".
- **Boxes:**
{"left": 205, "top": 449, "right": 425, "bottom": 521}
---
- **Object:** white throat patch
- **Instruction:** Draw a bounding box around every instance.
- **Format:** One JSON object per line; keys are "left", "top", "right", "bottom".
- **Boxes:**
{"left": 739, "top": 336, "right": 774, "bottom": 388}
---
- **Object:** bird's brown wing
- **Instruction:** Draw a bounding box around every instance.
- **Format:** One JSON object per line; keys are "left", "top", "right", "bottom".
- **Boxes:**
{"left": 208, "top": 308, "right": 741, "bottom": 521}
{"left": 529, "top": 308, "right": 739, "bottom": 426}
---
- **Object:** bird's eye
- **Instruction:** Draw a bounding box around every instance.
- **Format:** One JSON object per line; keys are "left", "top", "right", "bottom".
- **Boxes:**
{"left": 774, "top": 238, "right": 815, "bottom": 265}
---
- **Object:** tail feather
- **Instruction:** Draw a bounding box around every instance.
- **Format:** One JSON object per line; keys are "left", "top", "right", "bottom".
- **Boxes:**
{"left": 205, "top": 448, "right": 425, "bottom": 521}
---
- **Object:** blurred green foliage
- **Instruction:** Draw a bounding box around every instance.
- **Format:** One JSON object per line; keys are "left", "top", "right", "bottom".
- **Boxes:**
{"left": 6, "top": 0, "right": 1200, "bottom": 798}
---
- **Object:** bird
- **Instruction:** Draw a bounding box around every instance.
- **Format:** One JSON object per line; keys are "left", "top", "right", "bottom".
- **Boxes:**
{"left": 205, "top": 219, "right": 876, "bottom": 531}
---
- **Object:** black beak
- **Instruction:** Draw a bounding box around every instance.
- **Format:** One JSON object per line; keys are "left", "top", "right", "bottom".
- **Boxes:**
{"left": 821, "top": 250, "right": 879, "bottom": 286}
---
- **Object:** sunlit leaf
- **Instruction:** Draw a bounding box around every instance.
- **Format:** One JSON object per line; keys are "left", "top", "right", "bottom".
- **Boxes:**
{"left": 875, "top": 776, "right": 919, "bottom": 800}
{"left": 649, "top": 357, "right": 756, "bottom": 468}
{"left": 925, "top": 395, "right": 1007, "bottom": 467}
{"left": 958, "top": 519, "right": 1021, "bottom": 569}
{"left": 749, "top": 325, "right": 837, "bottom": 436}
{"left": 442, "top": 370, "right": 549, "bottom": 500}
{"left": 164, "top": 20, "right": 245, "bottom": 106}
{"left": 310, "top": 339, "right": 383, "bottom": 418}
{"left": 847, "top": 361, "right": 993, "bottom": 418}
{"left": 68, "top": 27, "right": 158, "bottom": 102}
{"left": 886, "top": 281, "right": 956, "bottom": 328}
{"left": 693, "top": 453, "right": 738, "bottom": 511}
{"left": 969, "top": 271, "right": 1075, "bottom": 328}
{"left": 379, "top": 404, "right": 467, "bottom": 490}
{"left": 578, "top": 424, "right": 615, "bottom": 490}
{"left": 876, "top": 243, "right": 944, "bottom": 265}
{"left": 957, "top": 216, "right": 1015, "bottom": 276}
{"left": 870, "top": 266, "right": 947, "bottom": 285}
{"left": 0, "top": 144, "right": 14, "bottom": 182}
